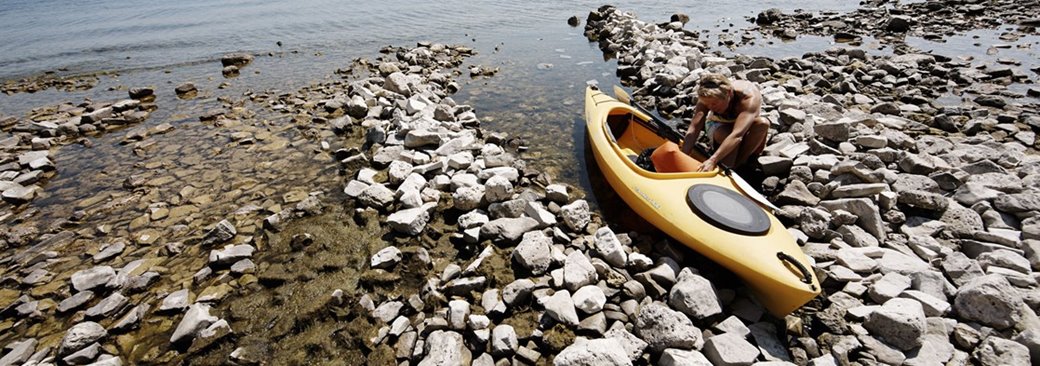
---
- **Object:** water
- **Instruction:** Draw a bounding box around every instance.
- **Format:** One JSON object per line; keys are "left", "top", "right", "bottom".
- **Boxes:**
{"left": 0, "top": 0, "right": 861, "bottom": 79}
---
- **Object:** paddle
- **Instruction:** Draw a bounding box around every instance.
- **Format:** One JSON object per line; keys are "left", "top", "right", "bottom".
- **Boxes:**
{"left": 611, "top": 85, "right": 781, "bottom": 213}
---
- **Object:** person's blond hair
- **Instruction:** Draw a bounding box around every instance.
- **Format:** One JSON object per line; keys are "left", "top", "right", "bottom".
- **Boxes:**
{"left": 697, "top": 73, "right": 732, "bottom": 100}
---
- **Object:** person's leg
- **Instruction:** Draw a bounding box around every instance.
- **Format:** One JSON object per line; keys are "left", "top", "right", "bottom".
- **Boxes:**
{"left": 650, "top": 141, "right": 702, "bottom": 172}
{"left": 711, "top": 123, "right": 738, "bottom": 168}
{"left": 735, "top": 116, "right": 770, "bottom": 166}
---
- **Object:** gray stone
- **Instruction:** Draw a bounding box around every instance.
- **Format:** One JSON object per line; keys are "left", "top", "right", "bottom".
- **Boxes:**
{"left": 973, "top": 336, "right": 1031, "bottom": 366}
{"left": 977, "top": 249, "right": 1031, "bottom": 274}
{"left": 899, "top": 290, "right": 950, "bottom": 317}
{"left": 71, "top": 266, "right": 116, "bottom": 292}
{"left": 63, "top": 342, "right": 100, "bottom": 365}
{"left": 941, "top": 251, "right": 985, "bottom": 287}
{"left": 868, "top": 272, "right": 911, "bottom": 303}
{"left": 829, "top": 183, "right": 888, "bottom": 199}
{"left": 819, "top": 198, "right": 884, "bottom": 240}
{"left": 502, "top": 279, "right": 536, "bottom": 306}
{"left": 452, "top": 185, "right": 485, "bottom": 211}
{"left": 84, "top": 292, "right": 128, "bottom": 319}
{"left": 553, "top": 338, "right": 632, "bottom": 366}
{"left": 703, "top": 332, "right": 760, "bottom": 366}
{"left": 58, "top": 291, "right": 96, "bottom": 313}
{"left": 994, "top": 192, "right": 1040, "bottom": 214}
{"left": 447, "top": 300, "right": 469, "bottom": 330}
{"left": 201, "top": 219, "right": 237, "bottom": 245}
{"left": 953, "top": 274, "right": 1023, "bottom": 329}
{"left": 954, "top": 183, "right": 1002, "bottom": 206}
{"left": 513, "top": 231, "right": 553, "bottom": 275}
{"left": 838, "top": 225, "right": 879, "bottom": 247}
{"left": 668, "top": 269, "right": 722, "bottom": 320}
{"left": 776, "top": 180, "right": 820, "bottom": 206}
{"left": 604, "top": 323, "right": 647, "bottom": 362}
{"left": 634, "top": 302, "right": 703, "bottom": 352}
{"left": 0, "top": 338, "right": 37, "bottom": 366}
{"left": 59, "top": 322, "right": 106, "bottom": 355}
{"left": 484, "top": 175, "right": 513, "bottom": 203}
{"left": 863, "top": 298, "right": 926, "bottom": 351}
{"left": 898, "top": 190, "right": 948, "bottom": 212}
{"left": 480, "top": 217, "right": 539, "bottom": 243}
{"left": 749, "top": 322, "right": 791, "bottom": 362}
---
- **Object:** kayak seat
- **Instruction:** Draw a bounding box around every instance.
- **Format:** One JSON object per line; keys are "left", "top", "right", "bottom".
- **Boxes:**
{"left": 686, "top": 184, "right": 770, "bottom": 236}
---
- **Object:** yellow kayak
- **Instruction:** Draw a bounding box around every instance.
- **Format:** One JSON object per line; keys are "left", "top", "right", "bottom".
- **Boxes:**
{"left": 583, "top": 85, "right": 820, "bottom": 316}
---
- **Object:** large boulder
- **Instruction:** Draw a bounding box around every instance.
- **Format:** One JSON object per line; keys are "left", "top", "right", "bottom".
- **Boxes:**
{"left": 953, "top": 275, "right": 1023, "bottom": 329}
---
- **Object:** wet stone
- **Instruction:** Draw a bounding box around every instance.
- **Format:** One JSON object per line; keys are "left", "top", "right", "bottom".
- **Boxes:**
{"left": 70, "top": 266, "right": 116, "bottom": 292}
{"left": 160, "top": 289, "right": 190, "bottom": 312}
{"left": 59, "top": 322, "right": 106, "bottom": 356}
{"left": 58, "top": 291, "right": 95, "bottom": 313}
{"left": 84, "top": 292, "right": 128, "bottom": 319}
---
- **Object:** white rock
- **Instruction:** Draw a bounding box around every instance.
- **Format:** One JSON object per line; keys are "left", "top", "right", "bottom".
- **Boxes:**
{"left": 660, "top": 348, "right": 712, "bottom": 366}
{"left": 572, "top": 285, "right": 607, "bottom": 314}
{"left": 563, "top": 251, "right": 598, "bottom": 292}
{"left": 419, "top": 330, "right": 472, "bottom": 366}
{"left": 513, "top": 231, "right": 553, "bottom": 275}
{"left": 491, "top": 325, "right": 518, "bottom": 356}
{"left": 370, "top": 246, "right": 403, "bottom": 269}
{"left": 953, "top": 274, "right": 1023, "bottom": 330}
{"left": 484, "top": 175, "right": 514, "bottom": 203}
{"left": 170, "top": 303, "right": 218, "bottom": 344}
{"left": 70, "top": 266, "right": 116, "bottom": 292}
{"left": 668, "top": 269, "right": 722, "bottom": 320}
{"left": 448, "top": 300, "right": 469, "bottom": 330}
{"left": 553, "top": 338, "right": 632, "bottom": 366}
{"left": 540, "top": 290, "right": 579, "bottom": 326}
{"left": 452, "top": 185, "right": 485, "bottom": 211}
{"left": 635, "top": 302, "right": 703, "bottom": 352}
{"left": 594, "top": 227, "right": 628, "bottom": 267}
{"left": 560, "top": 200, "right": 591, "bottom": 232}
{"left": 387, "top": 205, "right": 431, "bottom": 236}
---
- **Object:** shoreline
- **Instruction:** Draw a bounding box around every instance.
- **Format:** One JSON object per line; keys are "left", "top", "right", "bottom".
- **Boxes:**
{"left": 0, "top": 2, "right": 1038, "bottom": 366}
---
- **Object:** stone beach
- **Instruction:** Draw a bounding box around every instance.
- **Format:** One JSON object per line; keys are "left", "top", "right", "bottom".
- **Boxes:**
{"left": 0, "top": 1, "right": 1038, "bottom": 365}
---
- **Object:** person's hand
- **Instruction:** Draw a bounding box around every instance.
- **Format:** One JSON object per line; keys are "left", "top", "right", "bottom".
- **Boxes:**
{"left": 698, "top": 157, "right": 717, "bottom": 172}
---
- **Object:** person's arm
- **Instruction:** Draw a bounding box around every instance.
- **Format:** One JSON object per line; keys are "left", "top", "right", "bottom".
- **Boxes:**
{"left": 680, "top": 103, "right": 708, "bottom": 155}
{"left": 699, "top": 94, "right": 761, "bottom": 172}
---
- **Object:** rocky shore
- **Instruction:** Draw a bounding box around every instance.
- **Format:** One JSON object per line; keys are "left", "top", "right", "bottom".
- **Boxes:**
{"left": 1, "top": 2, "right": 1039, "bottom": 366}
{"left": 578, "top": 4, "right": 1039, "bottom": 365}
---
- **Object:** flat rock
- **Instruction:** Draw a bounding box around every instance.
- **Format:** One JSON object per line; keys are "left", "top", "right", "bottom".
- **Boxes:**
{"left": 70, "top": 266, "right": 116, "bottom": 292}
{"left": 60, "top": 322, "right": 106, "bottom": 355}
{"left": 704, "top": 332, "right": 760, "bottom": 366}
{"left": 480, "top": 217, "right": 538, "bottom": 244}
{"left": 387, "top": 205, "right": 430, "bottom": 235}
{"left": 863, "top": 298, "right": 926, "bottom": 351}
{"left": 554, "top": 338, "right": 632, "bottom": 366}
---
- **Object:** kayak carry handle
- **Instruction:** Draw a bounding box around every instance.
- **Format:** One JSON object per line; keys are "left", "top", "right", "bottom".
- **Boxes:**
{"left": 777, "top": 252, "right": 816, "bottom": 290}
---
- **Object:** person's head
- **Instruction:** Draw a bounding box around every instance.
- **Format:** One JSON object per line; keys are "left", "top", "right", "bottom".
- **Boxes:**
{"left": 698, "top": 73, "right": 733, "bottom": 113}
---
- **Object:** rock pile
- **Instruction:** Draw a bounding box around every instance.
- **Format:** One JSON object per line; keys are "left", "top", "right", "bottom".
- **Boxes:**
{"left": 750, "top": 0, "right": 1040, "bottom": 44}
{"left": 584, "top": 5, "right": 1038, "bottom": 365}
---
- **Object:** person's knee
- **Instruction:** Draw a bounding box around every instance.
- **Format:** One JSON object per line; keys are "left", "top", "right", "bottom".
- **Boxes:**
{"left": 753, "top": 116, "right": 770, "bottom": 128}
